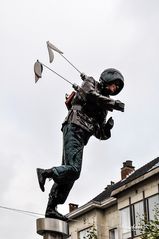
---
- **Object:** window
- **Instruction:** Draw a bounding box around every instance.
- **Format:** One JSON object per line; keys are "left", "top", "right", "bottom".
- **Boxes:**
{"left": 147, "top": 194, "right": 159, "bottom": 220}
{"left": 79, "top": 227, "right": 91, "bottom": 239}
{"left": 120, "top": 194, "right": 159, "bottom": 239}
{"left": 109, "top": 228, "right": 118, "bottom": 239}
{"left": 132, "top": 201, "right": 144, "bottom": 236}
{"left": 120, "top": 207, "right": 131, "bottom": 239}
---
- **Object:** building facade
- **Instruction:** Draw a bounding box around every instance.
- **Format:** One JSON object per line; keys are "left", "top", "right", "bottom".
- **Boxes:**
{"left": 67, "top": 157, "right": 159, "bottom": 239}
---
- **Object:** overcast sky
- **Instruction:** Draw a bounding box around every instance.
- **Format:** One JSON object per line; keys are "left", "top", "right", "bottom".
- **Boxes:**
{"left": 1, "top": 0, "right": 159, "bottom": 238}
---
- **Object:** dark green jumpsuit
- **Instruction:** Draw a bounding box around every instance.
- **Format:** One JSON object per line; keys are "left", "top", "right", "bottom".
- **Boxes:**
{"left": 46, "top": 76, "right": 123, "bottom": 213}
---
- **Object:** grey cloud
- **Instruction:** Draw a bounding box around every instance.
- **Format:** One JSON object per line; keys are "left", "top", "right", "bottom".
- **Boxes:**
{"left": 1, "top": 0, "right": 159, "bottom": 238}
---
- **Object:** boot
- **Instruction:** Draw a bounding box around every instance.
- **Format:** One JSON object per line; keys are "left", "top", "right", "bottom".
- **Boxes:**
{"left": 45, "top": 195, "right": 68, "bottom": 221}
{"left": 36, "top": 168, "right": 53, "bottom": 192}
{"left": 45, "top": 207, "right": 68, "bottom": 221}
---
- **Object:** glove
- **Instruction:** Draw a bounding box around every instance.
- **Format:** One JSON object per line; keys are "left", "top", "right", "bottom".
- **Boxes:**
{"left": 80, "top": 73, "right": 88, "bottom": 81}
{"left": 114, "top": 100, "right": 125, "bottom": 112}
{"left": 72, "top": 83, "right": 80, "bottom": 91}
{"left": 105, "top": 117, "right": 114, "bottom": 130}
{"left": 94, "top": 117, "right": 114, "bottom": 140}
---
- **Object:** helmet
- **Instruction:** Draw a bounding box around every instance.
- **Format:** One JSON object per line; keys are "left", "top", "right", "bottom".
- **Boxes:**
{"left": 99, "top": 68, "right": 124, "bottom": 95}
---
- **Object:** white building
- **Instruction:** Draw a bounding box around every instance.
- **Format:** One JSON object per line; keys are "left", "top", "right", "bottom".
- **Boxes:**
{"left": 67, "top": 157, "right": 159, "bottom": 239}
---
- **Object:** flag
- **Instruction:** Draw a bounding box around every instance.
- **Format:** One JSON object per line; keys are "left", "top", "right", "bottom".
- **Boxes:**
{"left": 34, "top": 60, "right": 43, "bottom": 83}
{"left": 46, "top": 41, "right": 63, "bottom": 63}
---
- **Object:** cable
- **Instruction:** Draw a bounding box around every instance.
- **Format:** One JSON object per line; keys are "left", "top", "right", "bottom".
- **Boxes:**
{"left": 0, "top": 204, "right": 118, "bottom": 224}
{"left": 0, "top": 205, "right": 44, "bottom": 217}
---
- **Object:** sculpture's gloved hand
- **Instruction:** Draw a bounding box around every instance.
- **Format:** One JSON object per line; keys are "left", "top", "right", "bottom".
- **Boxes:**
{"left": 105, "top": 117, "right": 114, "bottom": 130}
{"left": 72, "top": 83, "right": 80, "bottom": 91}
{"left": 80, "top": 72, "right": 88, "bottom": 81}
{"left": 114, "top": 100, "right": 125, "bottom": 112}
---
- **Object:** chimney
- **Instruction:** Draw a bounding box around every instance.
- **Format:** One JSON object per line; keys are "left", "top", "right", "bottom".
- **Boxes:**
{"left": 105, "top": 181, "right": 115, "bottom": 190}
{"left": 121, "top": 160, "right": 135, "bottom": 180}
{"left": 69, "top": 203, "right": 78, "bottom": 213}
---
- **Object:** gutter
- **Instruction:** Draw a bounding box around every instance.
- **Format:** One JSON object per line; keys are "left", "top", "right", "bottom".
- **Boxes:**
{"left": 67, "top": 197, "right": 116, "bottom": 220}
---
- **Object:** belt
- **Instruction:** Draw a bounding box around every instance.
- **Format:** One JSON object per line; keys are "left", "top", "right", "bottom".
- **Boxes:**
{"left": 72, "top": 105, "right": 82, "bottom": 110}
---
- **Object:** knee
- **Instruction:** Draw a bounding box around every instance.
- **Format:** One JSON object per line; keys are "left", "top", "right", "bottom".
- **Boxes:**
{"left": 71, "top": 170, "right": 80, "bottom": 181}
{"left": 58, "top": 197, "right": 66, "bottom": 204}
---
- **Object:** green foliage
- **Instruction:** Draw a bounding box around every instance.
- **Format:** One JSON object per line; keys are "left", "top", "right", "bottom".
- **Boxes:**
{"left": 139, "top": 205, "right": 159, "bottom": 239}
{"left": 84, "top": 224, "right": 98, "bottom": 239}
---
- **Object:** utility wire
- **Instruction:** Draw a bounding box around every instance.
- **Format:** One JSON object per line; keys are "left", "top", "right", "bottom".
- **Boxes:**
{"left": 0, "top": 205, "right": 44, "bottom": 217}
{"left": 0, "top": 204, "right": 123, "bottom": 228}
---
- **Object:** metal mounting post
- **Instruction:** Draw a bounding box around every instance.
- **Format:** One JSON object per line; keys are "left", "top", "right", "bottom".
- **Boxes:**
{"left": 36, "top": 218, "right": 69, "bottom": 239}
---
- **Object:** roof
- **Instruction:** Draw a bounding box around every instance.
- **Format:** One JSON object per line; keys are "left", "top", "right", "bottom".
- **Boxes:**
{"left": 91, "top": 157, "right": 159, "bottom": 202}
{"left": 68, "top": 157, "right": 159, "bottom": 219}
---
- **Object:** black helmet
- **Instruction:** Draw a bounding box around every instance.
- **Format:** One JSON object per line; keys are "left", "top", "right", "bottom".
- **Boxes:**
{"left": 99, "top": 68, "right": 124, "bottom": 95}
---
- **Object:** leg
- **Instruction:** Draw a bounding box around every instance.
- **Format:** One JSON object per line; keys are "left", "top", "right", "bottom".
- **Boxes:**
{"left": 37, "top": 123, "right": 91, "bottom": 220}
{"left": 45, "top": 181, "right": 74, "bottom": 220}
{"left": 37, "top": 123, "right": 91, "bottom": 190}
{"left": 44, "top": 124, "right": 90, "bottom": 220}
{"left": 52, "top": 123, "right": 90, "bottom": 183}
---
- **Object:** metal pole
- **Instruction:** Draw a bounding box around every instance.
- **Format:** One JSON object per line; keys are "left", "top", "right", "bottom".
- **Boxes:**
{"left": 47, "top": 41, "right": 82, "bottom": 75}
{"left": 60, "top": 54, "right": 81, "bottom": 74}
{"left": 41, "top": 62, "right": 73, "bottom": 86}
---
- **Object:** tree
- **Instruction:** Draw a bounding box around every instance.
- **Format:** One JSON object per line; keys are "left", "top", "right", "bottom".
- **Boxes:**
{"left": 84, "top": 224, "right": 98, "bottom": 239}
{"left": 139, "top": 205, "right": 159, "bottom": 239}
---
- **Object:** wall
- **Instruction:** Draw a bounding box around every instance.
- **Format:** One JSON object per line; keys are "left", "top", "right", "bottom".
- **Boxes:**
{"left": 117, "top": 174, "right": 159, "bottom": 239}
{"left": 118, "top": 175, "right": 159, "bottom": 209}
{"left": 68, "top": 174, "right": 159, "bottom": 239}
{"left": 69, "top": 209, "right": 99, "bottom": 239}
{"left": 68, "top": 204, "right": 119, "bottom": 239}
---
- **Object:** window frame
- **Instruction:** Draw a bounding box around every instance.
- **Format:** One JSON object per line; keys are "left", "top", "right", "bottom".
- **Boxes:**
{"left": 120, "top": 193, "right": 159, "bottom": 238}
{"left": 132, "top": 200, "right": 144, "bottom": 237}
{"left": 109, "top": 227, "right": 118, "bottom": 239}
{"left": 120, "top": 206, "right": 132, "bottom": 239}
{"left": 146, "top": 193, "right": 159, "bottom": 221}
{"left": 78, "top": 226, "right": 93, "bottom": 239}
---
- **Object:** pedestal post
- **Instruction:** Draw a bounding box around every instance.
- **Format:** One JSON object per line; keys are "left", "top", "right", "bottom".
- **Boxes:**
{"left": 36, "top": 218, "right": 69, "bottom": 239}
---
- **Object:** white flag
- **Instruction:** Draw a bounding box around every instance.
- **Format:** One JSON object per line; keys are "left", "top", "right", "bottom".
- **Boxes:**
{"left": 47, "top": 41, "right": 63, "bottom": 63}
{"left": 34, "top": 60, "right": 43, "bottom": 83}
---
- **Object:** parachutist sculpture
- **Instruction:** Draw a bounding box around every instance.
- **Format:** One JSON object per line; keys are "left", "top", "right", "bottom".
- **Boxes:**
{"left": 37, "top": 68, "right": 125, "bottom": 221}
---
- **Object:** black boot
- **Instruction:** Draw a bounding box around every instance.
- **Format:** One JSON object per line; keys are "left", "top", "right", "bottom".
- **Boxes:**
{"left": 45, "top": 196, "right": 68, "bottom": 221}
{"left": 36, "top": 168, "right": 53, "bottom": 192}
{"left": 45, "top": 208, "right": 68, "bottom": 221}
